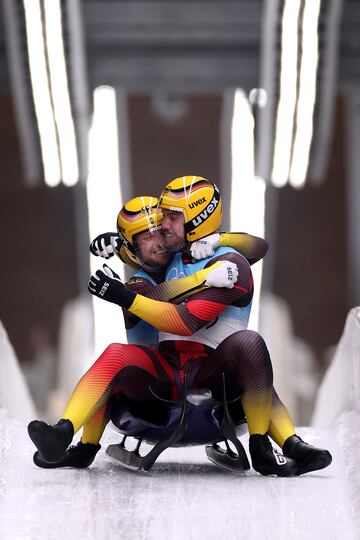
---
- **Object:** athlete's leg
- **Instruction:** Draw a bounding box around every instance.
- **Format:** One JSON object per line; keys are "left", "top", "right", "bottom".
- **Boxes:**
{"left": 32, "top": 361, "right": 175, "bottom": 470}
{"left": 195, "top": 330, "right": 273, "bottom": 435}
{"left": 28, "top": 343, "right": 174, "bottom": 463}
{"left": 194, "top": 333, "right": 331, "bottom": 475}
{"left": 193, "top": 330, "right": 298, "bottom": 476}
{"left": 268, "top": 388, "right": 296, "bottom": 447}
{"left": 32, "top": 404, "right": 109, "bottom": 469}
{"left": 268, "top": 388, "right": 332, "bottom": 475}
{"left": 81, "top": 403, "right": 111, "bottom": 445}
{"left": 62, "top": 343, "right": 173, "bottom": 433}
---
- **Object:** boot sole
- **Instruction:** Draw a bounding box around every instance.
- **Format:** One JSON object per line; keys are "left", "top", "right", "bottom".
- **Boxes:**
{"left": 33, "top": 451, "right": 94, "bottom": 469}
{"left": 253, "top": 465, "right": 298, "bottom": 477}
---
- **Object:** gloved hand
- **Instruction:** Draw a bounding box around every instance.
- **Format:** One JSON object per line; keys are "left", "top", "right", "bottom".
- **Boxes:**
{"left": 204, "top": 261, "right": 238, "bottom": 288}
{"left": 190, "top": 233, "right": 221, "bottom": 260}
{"left": 89, "top": 232, "right": 121, "bottom": 259}
{"left": 88, "top": 264, "right": 136, "bottom": 308}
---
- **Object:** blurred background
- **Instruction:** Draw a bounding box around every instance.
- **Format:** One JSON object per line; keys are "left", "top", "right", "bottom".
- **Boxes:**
{"left": 0, "top": 0, "right": 359, "bottom": 425}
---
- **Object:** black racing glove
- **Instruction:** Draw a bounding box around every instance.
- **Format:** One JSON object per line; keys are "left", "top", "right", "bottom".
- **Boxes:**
{"left": 89, "top": 232, "right": 122, "bottom": 259}
{"left": 88, "top": 264, "right": 136, "bottom": 309}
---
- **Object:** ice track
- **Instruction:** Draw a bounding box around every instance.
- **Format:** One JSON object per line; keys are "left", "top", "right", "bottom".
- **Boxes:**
{"left": 0, "top": 410, "right": 358, "bottom": 540}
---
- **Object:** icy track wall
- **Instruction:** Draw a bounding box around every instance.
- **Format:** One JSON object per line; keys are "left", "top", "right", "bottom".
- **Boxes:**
{"left": 0, "top": 320, "right": 36, "bottom": 423}
{"left": 312, "top": 306, "right": 360, "bottom": 425}
{"left": 312, "top": 306, "right": 360, "bottom": 530}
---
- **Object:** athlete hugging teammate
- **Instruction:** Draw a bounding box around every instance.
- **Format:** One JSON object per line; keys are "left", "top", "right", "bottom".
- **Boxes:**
{"left": 28, "top": 176, "right": 332, "bottom": 477}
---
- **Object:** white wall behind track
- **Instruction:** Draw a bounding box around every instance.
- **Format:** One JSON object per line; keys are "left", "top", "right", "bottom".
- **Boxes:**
{"left": 0, "top": 320, "right": 36, "bottom": 424}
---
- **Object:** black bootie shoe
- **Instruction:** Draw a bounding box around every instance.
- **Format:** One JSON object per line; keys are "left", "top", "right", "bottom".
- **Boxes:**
{"left": 33, "top": 441, "right": 100, "bottom": 469}
{"left": 249, "top": 434, "right": 298, "bottom": 477}
{"left": 283, "top": 435, "right": 332, "bottom": 475}
{"left": 28, "top": 419, "right": 74, "bottom": 462}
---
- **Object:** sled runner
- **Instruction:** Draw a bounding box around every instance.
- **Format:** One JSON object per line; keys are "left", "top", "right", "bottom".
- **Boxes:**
{"left": 106, "top": 374, "right": 250, "bottom": 474}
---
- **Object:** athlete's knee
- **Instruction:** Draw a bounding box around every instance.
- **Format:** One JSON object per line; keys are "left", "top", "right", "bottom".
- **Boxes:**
{"left": 226, "top": 330, "right": 266, "bottom": 352}
{"left": 239, "top": 329, "right": 261, "bottom": 341}
{"left": 94, "top": 343, "right": 130, "bottom": 367}
{"left": 102, "top": 343, "right": 127, "bottom": 356}
{"left": 226, "top": 330, "right": 272, "bottom": 372}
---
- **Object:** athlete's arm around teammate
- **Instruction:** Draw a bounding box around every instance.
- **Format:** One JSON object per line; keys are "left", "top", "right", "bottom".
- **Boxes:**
{"left": 88, "top": 177, "right": 254, "bottom": 336}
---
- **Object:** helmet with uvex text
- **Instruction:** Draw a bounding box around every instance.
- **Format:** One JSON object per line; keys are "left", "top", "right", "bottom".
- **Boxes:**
{"left": 158, "top": 176, "right": 222, "bottom": 241}
{"left": 117, "top": 196, "right": 163, "bottom": 265}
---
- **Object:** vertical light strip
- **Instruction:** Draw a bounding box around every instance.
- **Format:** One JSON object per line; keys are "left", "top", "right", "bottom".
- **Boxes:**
{"left": 231, "top": 89, "right": 266, "bottom": 331}
{"left": 256, "top": 0, "right": 281, "bottom": 182}
{"left": 66, "top": 0, "right": 91, "bottom": 184}
{"left": 289, "top": 0, "right": 321, "bottom": 188}
{"left": 43, "top": 0, "right": 79, "bottom": 187}
{"left": 310, "top": 0, "right": 343, "bottom": 185}
{"left": 23, "top": 0, "right": 61, "bottom": 187}
{"left": 87, "top": 86, "right": 126, "bottom": 356}
{"left": 231, "top": 90, "right": 255, "bottom": 194}
{"left": 3, "top": 0, "right": 41, "bottom": 185}
{"left": 271, "top": 0, "right": 301, "bottom": 187}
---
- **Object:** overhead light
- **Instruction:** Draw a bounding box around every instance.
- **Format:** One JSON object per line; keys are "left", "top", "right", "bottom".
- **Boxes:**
{"left": 289, "top": 0, "right": 321, "bottom": 189}
{"left": 87, "top": 86, "right": 126, "bottom": 356}
{"left": 43, "top": 0, "right": 79, "bottom": 187}
{"left": 249, "top": 88, "right": 267, "bottom": 109}
{"left": 271, "top": 0, "right": 301, "bottom": 188}
{"left": 23, "top": 0, "right": 61, "bottom": 187}
{"left": 230, "top": 89, "right": 266, "bottom": 331}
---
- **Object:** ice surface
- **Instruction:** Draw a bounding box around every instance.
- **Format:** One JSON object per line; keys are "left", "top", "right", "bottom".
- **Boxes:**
{"left": 0, "top": 408, "right": 357, "bottom": 540}
{"left": 336, "top": 410, "right": 360, "bottom": 531}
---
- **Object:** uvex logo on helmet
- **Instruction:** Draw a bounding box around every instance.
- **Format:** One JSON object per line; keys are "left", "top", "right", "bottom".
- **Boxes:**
{"left": 191, "top": 195, "right": 219, "bottom": 227}
{"left": 189, "top": 197, "right": 206, "bottom": 209}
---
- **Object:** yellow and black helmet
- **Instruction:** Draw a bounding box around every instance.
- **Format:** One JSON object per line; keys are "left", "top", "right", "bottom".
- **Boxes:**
{"left": 158, "top": 176, "right": 222, "bottom": 241}
{"left": 117, "top": 196, "right": 163, "bottom": 265}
